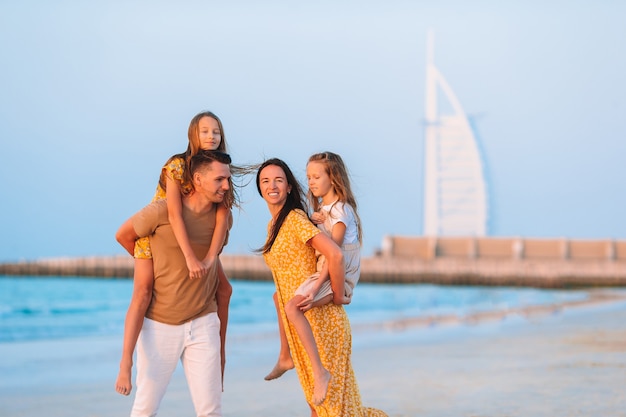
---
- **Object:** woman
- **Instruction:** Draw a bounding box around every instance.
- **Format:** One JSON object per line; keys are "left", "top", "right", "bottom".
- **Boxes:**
{"left": 256, "top": 158, "right": 387, "bottom": 417}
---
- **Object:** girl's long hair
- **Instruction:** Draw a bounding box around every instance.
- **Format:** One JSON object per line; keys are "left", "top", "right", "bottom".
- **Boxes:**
{"left": 158, "top": 111, "right": 239, "bottom": 208}
{"left": 256, "top": 158, "right": 308, "bottom": 254}
{"left": 307, "top": 151, "right": 362, "bottom": 244}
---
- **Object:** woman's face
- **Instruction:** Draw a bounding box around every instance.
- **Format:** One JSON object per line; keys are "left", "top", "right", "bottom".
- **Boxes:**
{"left": 198, "top": 116, "right": 222, "bottom": 150}
{"left": 306, "top": 161, "right": 332, "bottom": 200}
{"left": 258, "top": 164, "right": 292, "bottom": 208}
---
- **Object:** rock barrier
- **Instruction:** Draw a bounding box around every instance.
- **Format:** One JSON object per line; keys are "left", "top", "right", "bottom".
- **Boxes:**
{"left": 1, "top": 254, "right": 626, "bottom": 287}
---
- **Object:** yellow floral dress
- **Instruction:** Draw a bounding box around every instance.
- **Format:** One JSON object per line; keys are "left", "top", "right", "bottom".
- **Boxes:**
{"left": 133, "top": 157, "right": 192, "bottom": 259}
{"left": 263, "top": 210, "right": 387, "bottom": 417}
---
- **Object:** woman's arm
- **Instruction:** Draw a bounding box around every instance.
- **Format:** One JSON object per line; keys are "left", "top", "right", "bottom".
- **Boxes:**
{"left": 309, "top": 232, "right": 346, "bottom": 305}
{"left": 314, "top": 221, "right": 347, "bottom": 286}
{"left": 165, "top": 176, "right": 206, "bottom": 279}
{"left": 299, "top": 221, "right": 348, "bottom": 310}
{"left": 326, "top": 221, "right": 348, "bottom": 299}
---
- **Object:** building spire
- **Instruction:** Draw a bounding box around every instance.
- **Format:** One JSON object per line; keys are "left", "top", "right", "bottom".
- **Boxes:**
{"left": 422, "top": 31, "right": 489, "bottom": 237}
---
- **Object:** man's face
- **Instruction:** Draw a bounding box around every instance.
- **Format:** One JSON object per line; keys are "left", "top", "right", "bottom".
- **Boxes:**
{"left": 196, "top": 162, "right": 231, "bottom": 203}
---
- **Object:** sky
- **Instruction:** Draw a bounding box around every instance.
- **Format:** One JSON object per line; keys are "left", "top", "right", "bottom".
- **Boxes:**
{"left": 1, "top": 0, "right": 625, "bottom": 262}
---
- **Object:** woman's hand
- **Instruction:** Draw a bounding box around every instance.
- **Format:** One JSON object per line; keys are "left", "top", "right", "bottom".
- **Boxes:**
{"left": 337, "top": 294, "right": 352, "bottom": 305}
{"left": 296, "top": 293, "right": 315, "bottom": 312}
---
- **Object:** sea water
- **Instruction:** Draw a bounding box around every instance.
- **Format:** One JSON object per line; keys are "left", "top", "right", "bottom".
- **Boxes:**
{"left": 0, "top": 275, "right": 589, "bottom": 344}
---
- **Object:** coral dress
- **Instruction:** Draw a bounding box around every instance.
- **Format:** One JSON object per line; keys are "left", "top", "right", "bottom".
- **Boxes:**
{"left": 263, "top": 210, "right": 387, "bottom": 417}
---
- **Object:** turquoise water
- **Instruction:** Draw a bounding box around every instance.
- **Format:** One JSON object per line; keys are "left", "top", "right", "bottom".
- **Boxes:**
{"left": 0, "top": 276, "right": 589, "bottom": 343}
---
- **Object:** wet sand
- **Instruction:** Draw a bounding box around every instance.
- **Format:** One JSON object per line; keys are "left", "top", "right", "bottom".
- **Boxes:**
{"left": 1, "top": 290, "right": 625, "bottom": 417}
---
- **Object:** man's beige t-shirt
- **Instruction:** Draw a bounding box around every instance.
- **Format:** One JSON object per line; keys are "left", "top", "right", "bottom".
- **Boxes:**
{"left": 132, "top": 199, "right": 228, "bottom": 325}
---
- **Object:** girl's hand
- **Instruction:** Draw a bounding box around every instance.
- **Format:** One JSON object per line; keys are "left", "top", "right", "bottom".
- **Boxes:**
{"left": 186, "top": 256, "right": 207, "bottom": 280}
{"left": 310, "top": 211, "right": 326, "bottom": 225}
{"left": 202, "top": 256, "right": 217, "bottom": 275}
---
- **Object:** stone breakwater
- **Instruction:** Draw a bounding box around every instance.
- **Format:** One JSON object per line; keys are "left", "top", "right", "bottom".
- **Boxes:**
{"left": 1, "top": 254, "right": 625, "bottom": 287}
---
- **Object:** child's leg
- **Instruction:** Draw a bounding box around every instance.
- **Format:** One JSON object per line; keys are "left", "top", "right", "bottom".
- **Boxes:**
{"left": 216, "top": 259, "right": 232, "bottom": 388}
{"left": 116, "top": 257, "right": 153, "bottom": 396}
{"left": 264, "top": 292, "right": 294, "bottom": 381}
{"left": 285, "top": 295, "right": 331, "bottom": 406}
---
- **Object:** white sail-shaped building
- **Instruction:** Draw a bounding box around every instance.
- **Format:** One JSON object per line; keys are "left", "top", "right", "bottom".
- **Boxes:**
{"left": 423, "top": 32, "right": 489, "bottom": 237}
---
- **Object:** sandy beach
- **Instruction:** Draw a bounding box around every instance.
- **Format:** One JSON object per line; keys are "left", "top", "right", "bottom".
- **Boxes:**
{"left": 1, "top": 290, "right": 625, "bottom": 417}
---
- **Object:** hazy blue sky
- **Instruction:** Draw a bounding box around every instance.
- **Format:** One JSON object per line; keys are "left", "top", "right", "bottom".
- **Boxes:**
{"left": 1, "top": 1, "right": 625, "bottom": 261}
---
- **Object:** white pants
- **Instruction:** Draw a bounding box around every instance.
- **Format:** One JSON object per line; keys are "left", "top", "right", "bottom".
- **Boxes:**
{"left": 131, "top": 313, "right": 222, "bottom": 417}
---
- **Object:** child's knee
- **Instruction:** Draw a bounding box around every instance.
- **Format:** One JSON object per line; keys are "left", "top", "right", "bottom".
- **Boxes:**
{"left": 284, "top": 298, "right": 300, "bottom": 321}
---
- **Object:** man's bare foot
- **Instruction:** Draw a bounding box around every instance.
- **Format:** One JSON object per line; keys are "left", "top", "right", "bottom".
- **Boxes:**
{"left": 312, "top": 368, "right": 331, "bottom": 406}
{"left": 264, "top": 358, "right": 294, "bottom": 381}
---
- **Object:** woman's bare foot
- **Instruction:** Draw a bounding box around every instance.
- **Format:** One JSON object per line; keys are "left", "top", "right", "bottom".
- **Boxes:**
{"left": 264, "top": 358, "right": 295, "bottom": 381}
{"left": 312, "top": 368, "right": 331, "bottom": 406}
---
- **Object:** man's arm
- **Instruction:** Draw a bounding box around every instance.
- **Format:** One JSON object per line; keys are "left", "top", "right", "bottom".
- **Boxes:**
{"left": 116, "top": 218, "right": 139, "bottom": 256}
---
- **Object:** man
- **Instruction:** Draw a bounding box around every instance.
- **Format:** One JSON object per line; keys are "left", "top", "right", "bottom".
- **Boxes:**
{"left": 114, "top": 150, "right": 232, "bottom": 417}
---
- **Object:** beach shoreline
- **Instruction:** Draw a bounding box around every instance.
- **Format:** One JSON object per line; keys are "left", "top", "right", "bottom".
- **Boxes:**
{"left": 1, "top": 290, "right": 625, "bottom": 417}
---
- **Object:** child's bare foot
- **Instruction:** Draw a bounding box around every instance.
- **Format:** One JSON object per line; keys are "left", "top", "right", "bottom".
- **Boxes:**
{"left": 264, "top": 358, "right": 294, "bottom": 381}
{"left": 312, "top": 368, "right": 331, "bottom": 406}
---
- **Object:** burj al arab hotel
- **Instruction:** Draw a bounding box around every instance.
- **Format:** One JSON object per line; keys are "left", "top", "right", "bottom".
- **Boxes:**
{"left": 422, "top": 32, "right": 489, "bottom": 237}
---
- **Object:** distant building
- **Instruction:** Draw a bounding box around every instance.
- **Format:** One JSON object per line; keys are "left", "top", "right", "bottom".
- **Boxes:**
{"left": 423, "top": 31, "right": 489, "bottom": 237}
